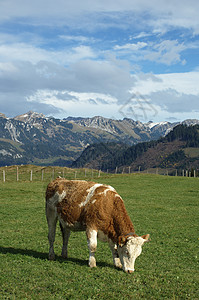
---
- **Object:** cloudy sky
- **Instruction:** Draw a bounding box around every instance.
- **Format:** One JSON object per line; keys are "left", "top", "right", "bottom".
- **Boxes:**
{"left": 0, "top": 0, "right": 199, "bottom": 122}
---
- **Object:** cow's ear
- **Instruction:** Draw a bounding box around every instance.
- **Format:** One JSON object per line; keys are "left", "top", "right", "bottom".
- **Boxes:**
{"left": 118, "top": 236, "right": 127, "bottom": 247}
{"left": 141, "top": 234, "right": 150, "bottom": 242}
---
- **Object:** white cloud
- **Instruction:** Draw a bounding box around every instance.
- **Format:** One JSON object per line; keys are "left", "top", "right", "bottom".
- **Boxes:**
{"left": 59, "top": 35, "right": 95, "bottom": 43}
{"left": 0, "top": 41, "right": 96, "bottom": 65}
{"left": 1, "top": 0, "right": 199, "bottom": 34}
{"left": 134, "top": 72, "right": 199, "bottom": 95}
{"left": 0, "top": 56, "right": 136, "bottom": 118}
{"left": 144, "top": 40, "right": 186, "bottom": 65}
{"left": 114, "top": 42, "right": 147, "bottom": 51}
{"left": 0, "top": 43, "right": 48, "bottom": 64}
{"left": 130, "top": 71, "right": 199, "bottom": 120}
{"left": 27, "top": 89, "right": 119, "bottom": 118}
{"left": 113, "top": 39, "right": 187, "bottom": 66}
{"left": 131, "top": 32, "right": 152, "bottom": 40}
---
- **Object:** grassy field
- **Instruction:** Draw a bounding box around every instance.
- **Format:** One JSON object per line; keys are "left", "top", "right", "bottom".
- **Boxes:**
{"left": 0, "top": 171, "right": 199, "bottom": 299}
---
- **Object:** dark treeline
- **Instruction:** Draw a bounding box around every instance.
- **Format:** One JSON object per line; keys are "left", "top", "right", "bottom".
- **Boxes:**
{"left": 72, "top": 124, "right": 199, "bottom": 171}
{"left": 163, "top": 124, "right": 199, "bottom": 146}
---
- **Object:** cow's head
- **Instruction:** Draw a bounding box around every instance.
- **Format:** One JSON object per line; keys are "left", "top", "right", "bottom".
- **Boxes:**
{"left": 117, "top": 234, "right": 150, "bottom": 273}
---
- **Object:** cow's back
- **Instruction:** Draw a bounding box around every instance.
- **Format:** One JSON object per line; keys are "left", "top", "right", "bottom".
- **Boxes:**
{"left": 46, "top": 178, "right": 97, "bottom": 226}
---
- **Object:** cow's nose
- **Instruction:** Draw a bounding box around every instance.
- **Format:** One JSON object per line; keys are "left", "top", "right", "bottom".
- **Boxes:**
{"left": 127, "top": 270, "right": 134, "bottom": 274}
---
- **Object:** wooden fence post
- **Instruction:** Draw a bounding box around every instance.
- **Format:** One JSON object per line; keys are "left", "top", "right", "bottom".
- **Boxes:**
{"left": 41, "top": 169, "right": 44, "bottom": 181}
{"left": 16, "top": 167, "right": 19, "bottom": 181}
{"left": 30, "top": 170, "right": 33, "bottom": 181}
{"left": 3, "top": 170, "right": 5, "bottom": 182}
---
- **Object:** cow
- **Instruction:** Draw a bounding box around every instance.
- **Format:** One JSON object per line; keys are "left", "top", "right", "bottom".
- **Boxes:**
{"left": 45, "top": 178, "right": 150, "bottom": 273}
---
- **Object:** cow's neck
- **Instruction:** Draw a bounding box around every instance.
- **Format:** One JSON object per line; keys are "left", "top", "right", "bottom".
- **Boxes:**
{"left": 108, "top": 199, "right": 135, "bottom": 244}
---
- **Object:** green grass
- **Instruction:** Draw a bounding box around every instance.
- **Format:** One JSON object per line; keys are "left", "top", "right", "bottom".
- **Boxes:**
{"left": 0, "top": 173, "right": 199, "bottom": 299}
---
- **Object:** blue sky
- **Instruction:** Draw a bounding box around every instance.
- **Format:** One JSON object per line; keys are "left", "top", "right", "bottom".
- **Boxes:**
{"left": 0, "top": 0, "right": 199, "bottom": 122}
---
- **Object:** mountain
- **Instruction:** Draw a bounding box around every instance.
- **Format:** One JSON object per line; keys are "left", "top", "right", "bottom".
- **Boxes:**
{"left": 66, "top": 116, "right": 176, "bottom": 140}
{"left": 72, "top": 124, "right": 199, "bottom": 173}
{"left": 0, "top": 111, "right": 199, "bottom": 167}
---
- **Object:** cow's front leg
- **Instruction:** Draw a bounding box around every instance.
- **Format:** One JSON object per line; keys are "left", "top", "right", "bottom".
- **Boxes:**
{"left": 46, "top": 204, "right": 58, "bottom": 261}
{"left": 86, "top": 229, "right": 97, "bottom": 268}
{"left": 59, "top": 222, "right": 70, "bottom": 259}
{"left": 109, "top": 240, "right": 122, "bottom": 269}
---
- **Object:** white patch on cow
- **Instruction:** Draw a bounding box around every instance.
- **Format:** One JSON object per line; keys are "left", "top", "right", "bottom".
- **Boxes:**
{"left": 88, "top": 229, "right": 98, "bottom": 249}
{"left": 115, "top": 194, "right": 123, "bottom": 201}
{"left": 58, "top": 190, "right": 66, "bottom": 202}
{"left": 48, "top": 190, "right": 66, "bottom": 206}
{"left": 88, "top": 229, "right": 98, "bottom": 267}
{"left": 102, "top": 188, "right": 111, "bottom": 196}
{"left": 107, "top": 185, "right": 116, "bottom": 192}
{"left": 104, "top": 185, "right": 116, "bottom": 194}
{"left": 96, "top": 185, "right": 116, "bottom": 197}
{"left": 79, "top": 184, "right": 103, "bottom": 207}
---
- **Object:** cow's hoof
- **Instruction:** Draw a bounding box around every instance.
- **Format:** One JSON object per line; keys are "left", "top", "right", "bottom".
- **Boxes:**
{"left": 48, "top": 254, "right": 55, "bottom": 261}
{"left": 61, "top": 251, "right": 68, "bottom": 259}
{"left": 114, "top": 258, "right": 122, "bottom": 269}
{"left": 89, "top": 257, "right": 96, "bottom": 268}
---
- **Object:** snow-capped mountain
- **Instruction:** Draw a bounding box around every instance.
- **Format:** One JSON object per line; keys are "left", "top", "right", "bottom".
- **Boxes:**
{"left": 66, "top": 116, "right": 199, "bottom": 139}
{"left": 0, "top": 111, "right": 199, "bottom": 167}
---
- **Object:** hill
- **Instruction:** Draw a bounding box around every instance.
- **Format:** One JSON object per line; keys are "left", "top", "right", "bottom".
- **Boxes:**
{"left": 0, "top": 111, "right": 199, "bottom": 167}
{"left": 72, "top": 124, "right": 199, "bottom": 172}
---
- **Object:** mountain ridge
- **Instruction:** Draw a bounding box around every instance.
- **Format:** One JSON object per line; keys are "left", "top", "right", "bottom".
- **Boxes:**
{"left": 0, "top": 111, "right": 199, "bottom": 167}
{"left": 72, "top": 124, "right": 199, "bottom": 173}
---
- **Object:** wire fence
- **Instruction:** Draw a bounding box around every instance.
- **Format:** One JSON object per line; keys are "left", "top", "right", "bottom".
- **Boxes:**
{"left": 0, "top": 165, "right": 198, "bottom": 183}
{"left": 0, "top": 165, "right": 110, "bottom": 183}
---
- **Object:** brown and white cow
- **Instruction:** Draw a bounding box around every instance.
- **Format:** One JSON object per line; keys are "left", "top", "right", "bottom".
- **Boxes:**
{"left": 45, "top": 178, "right": 150, "bottom": 273}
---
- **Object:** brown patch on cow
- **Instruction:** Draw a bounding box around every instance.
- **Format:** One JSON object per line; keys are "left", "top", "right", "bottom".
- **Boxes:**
{"left": 83, "top": 188, "right": 135, "bottom": 243}
{"left": 55, "top": 180, "right": 96, "bottom": 225}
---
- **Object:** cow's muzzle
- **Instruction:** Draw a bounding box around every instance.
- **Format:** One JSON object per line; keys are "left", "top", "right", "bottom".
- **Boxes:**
{"left": 126, "top": 269, "right": 134, "bottom": 274}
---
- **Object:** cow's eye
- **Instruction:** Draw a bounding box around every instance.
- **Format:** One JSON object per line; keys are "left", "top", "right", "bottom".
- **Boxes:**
{"left": 125, "top": 250, "right": 130, "bottom": 256}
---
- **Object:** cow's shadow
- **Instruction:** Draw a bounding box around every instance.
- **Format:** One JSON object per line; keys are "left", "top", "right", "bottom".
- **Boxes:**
{"left": 0, "top": 246, "right": 116, "bottom": 269}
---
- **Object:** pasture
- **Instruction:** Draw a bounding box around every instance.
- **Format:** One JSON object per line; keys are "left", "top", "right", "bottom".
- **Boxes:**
{"left": 0, "top": 172, "right": 199, "bottom": 299}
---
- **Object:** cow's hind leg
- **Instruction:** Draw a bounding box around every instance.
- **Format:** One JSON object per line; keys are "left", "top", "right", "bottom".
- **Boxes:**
{"left": 59, "top": 222, "right": 70, "bottom": 259}
{"left": 108, "top": 240, "right": 122, "bottom": 269}
{"left": 86, "top": 229, "right": 97, "bottom": 268}
{"left": 46, "top": 204, "right": 58, "bottom": 260}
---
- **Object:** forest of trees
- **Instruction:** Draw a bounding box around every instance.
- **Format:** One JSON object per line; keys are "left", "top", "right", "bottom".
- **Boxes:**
{"left": 72, "top": 124, "right": 199, "bottom": 171}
